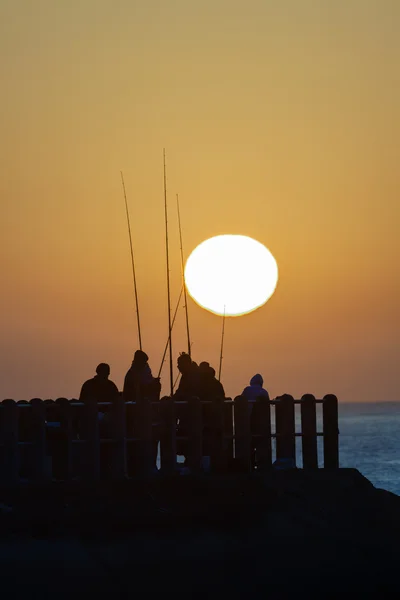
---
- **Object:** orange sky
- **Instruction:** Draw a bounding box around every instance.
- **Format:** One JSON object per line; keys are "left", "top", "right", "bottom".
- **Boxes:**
{"left": 1, "top": 1, "right": 399, "bottom": 402}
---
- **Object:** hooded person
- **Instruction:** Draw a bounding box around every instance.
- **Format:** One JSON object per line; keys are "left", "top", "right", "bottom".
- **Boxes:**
{"left": 123, "top": 350, "right": 161, "bottom": 472}
{"left": 242, "top": 374, "right": 270, "bottom": 471}
{"left": 174, "top": 352, "right": 200, "bottom": 465}
{"left": 123, "top": 350, "right": 160, "bottom": 403}
{"left": 198, "top": 362, "right": 225, "bottom": 401}
{"left": 198, "top": 362, "right": 225, "bottom": 466}
{"left": 241, "top": 374, "right": 270, "bottom": 404}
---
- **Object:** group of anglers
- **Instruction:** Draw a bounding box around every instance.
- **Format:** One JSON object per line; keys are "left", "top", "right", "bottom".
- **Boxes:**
{"left": 79, "top": 350, "right": 270, "bottom": 470}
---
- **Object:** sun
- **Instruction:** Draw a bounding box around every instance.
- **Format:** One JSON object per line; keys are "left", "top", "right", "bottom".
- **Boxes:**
{"left": 184, "top": 235, "right": 278, "bottom": 317}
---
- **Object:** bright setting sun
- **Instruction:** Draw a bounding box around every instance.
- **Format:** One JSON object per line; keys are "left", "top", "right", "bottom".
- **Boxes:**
{"left": 184, "top": 235, "right": 278, "bottom": 317}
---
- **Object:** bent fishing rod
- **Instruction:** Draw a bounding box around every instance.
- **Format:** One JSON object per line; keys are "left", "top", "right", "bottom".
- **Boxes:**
{"left": 120, "top": 171, "right": 142, "bottom": 350}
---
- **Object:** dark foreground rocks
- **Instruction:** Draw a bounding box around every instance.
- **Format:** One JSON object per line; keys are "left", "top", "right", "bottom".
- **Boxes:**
{"left": 0, "top": 469, "right": 399, "bottom": 598}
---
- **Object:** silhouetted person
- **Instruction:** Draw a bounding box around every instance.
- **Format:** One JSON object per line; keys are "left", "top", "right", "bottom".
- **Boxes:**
{"left": 242, "top": 374, "right": 270, "bottom": 470}
{"left": 174, "top": 353, "right": 200, "bottom": 399}
{"left": 174, "top": 352, "right": 200, "bottom": 464}
{"left": 123, "top": 350, "right": 160, "bottom": 403}
{"left": 123, "top": 350, "right": 161, "bottom": 472}
{"left": 199, "top": 362, "right": 225, "bottom": 400}
{"left": 242, "top": 374, "right": 270, "bottom": 404}
{"left": 198, "top": 362, "right": 225, "bottom": 468}
{"left": 79, "top": 363, "right": 119, "bottom": 404}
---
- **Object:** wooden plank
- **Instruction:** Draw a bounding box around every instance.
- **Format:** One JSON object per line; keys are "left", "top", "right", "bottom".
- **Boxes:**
{"left": 251, "top": 396, "right": 272, "bottom": 471}
{"left": 210, "top": 397, "right": 225, "bottom": 473}
{"left": 30, "top": 398, "right": 49, "bottom": 482}
{"left": 223, "top": 399, "right": 234, "bottom": 468}
{"left": 85, "top": 396, "right": 100, "bottom": 480}
{"left": 187, "top": 396, "right": 202, "bottom": 472}
{"left": 55, "top": 398, "right": 73, "bottom": 481}
{"left": 323, "top": 394, "right": 339, "bottom": 468}
{"left": 275, "top": 394, "right": 296, "bottom": 464}
{"left": 110, "top": 393, "right": 126, "bottom": 479}
{"left": 1, "top": 400, "right": 19, "bottom": 484}
{"left": 159, "top": 396, "right": 176, "bottom": 475}
{"left": 301, "top": 394, "right": 318, "bottom": 469}
{"left": 234, "top": 395, "right": 251, "bottom": 473}
{"left": 136, "top": 396, "right": 153, "bottom": 477}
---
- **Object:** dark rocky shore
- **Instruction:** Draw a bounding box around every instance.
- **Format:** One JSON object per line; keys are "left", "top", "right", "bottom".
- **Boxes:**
{"left": 0, "top": 469, "right": 399, "bottom": 598}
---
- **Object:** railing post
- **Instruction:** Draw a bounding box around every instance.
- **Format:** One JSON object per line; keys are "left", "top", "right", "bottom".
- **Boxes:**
{"left": 1, "top": 400, "right": 19, "bottom": 484}
{"left": 159, "top": 396, "right": 176, "bottom": 475}
{"left": 323, "top": 394, "right": 339, "bottom": 468}
{"left": 136, "top": 396, "right": 153, "bottom": 477}
{"left": 85, "top": 396, "right": 100, "bottom": 480}
{"left": 110, "top": 393, "right": 126, "bottom": 479}
{"left": 223, "top": 399, "right": 234, "bottom": 468}
{"left": 234, "top": 395, "right": 251, "bottom": 472}
{"left": 55, "top": 398, "right": 73, "bottom": 481}
{"left": 251, "top": 396, "right": 272, "bottom": 471}
{"left": 30, "top": 398, "right": 49, "bottom": 482}
{"left": 187, "top": 396, "right": 202, "bottom": 472}
{"left": 210, "top": 397, "right": 225, "bottom": 473}
{"left": 301, "top": 394, "right": 318, "bottom": 469}
{"left": 275, "top": 394, "right": 296, "bottom": 465}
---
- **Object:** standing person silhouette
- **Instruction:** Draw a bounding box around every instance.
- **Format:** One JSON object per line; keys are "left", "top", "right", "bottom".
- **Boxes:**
{"left": 123, "top": 350, "right": 161, "bottom": 472}
{"left": 123, "top": 350, "right": 160, "bottom": 403}
{"left": 242, "top": 374, "right": 270, "bottom": 470}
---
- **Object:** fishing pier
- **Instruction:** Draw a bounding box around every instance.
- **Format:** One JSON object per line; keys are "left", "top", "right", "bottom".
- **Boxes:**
{"left": 0, "top": 394, "right": 338, "bottom": 485}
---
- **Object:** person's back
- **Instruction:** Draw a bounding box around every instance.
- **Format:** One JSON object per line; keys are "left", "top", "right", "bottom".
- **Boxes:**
{"left": 242, "top": 374, "right": 270, "bottom": 470}
{"left": 79, "top": 363, "right": 119, "bottom": 404}
{"left": 242, "top": 374, "right": 270, "bottom": 404}
{"left": 123, "top": 350, "right": 160, "bottom": 403}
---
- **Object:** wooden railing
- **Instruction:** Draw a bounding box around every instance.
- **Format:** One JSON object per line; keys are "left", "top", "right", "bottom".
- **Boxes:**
{"left": 0, "top": 394, "right": 338, "bottom": 484}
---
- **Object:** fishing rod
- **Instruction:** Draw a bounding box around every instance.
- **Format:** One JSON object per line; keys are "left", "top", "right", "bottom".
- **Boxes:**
{"left": 120, "top": 171, "right": 142, "bottom": 350}
{"left": 157, "top": 286, "right": 183, "bottom": 378}
{"left": 163, "top": 149, "right": 174, "bottom": 396}
{"left": 176, "top": 193, "right": 191, "bottom": 357}
{"left": 218, "top": 305, "right": 226, "bottom": 381}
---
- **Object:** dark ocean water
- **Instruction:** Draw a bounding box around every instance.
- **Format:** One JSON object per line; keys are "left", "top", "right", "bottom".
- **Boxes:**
{"left": 288, "top": 402, "right": 400, "bottom": 496}
{"left": 336, "top": 402, "right": 400, "bottom": 496}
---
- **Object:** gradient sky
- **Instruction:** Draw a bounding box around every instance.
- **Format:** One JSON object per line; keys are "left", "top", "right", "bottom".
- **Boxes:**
{"left": 1, "top": 1, "right": 399, "bottom": 402}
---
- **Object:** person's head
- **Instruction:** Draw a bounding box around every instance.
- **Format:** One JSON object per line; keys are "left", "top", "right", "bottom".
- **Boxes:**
{"left": 177, "top": 352, "right": 192, "bottom": 374}
{"left": 199, "top": 361, "right": 214, "bottom": 379}
{"left": 133, "top": 350, "right": 149, "bottom": 366}
{"left": 96, "top": 363, "right": 110, "bottom": 379}
{"left": 250, "top": 374, "right": 263, "bottom": 387}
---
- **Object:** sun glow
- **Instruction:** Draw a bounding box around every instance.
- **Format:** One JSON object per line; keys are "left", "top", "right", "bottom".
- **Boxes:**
{"left": 184, "top": 235, "right": 278, "bottom": 317}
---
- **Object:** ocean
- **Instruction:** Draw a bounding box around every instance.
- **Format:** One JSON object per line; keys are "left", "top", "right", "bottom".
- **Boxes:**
{"left": 287, "top": 402, "right": 400, "bottom": 496}
{"left": 336, "top": 402, "right": 400, "bottom": 496}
